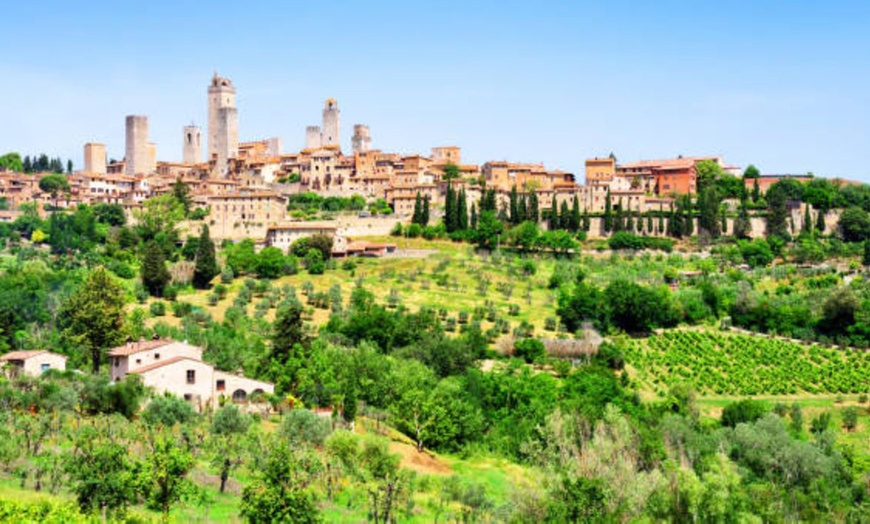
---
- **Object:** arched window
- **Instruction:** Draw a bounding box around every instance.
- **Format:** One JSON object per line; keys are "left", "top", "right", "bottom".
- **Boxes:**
{"left": 232, "top": 389, "right": 247, "bottom": 403}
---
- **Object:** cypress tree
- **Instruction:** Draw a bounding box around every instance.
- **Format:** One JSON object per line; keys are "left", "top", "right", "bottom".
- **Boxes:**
{"left": 470, "top": 203, "right": 478, "bottom": 230}
{"left": 625, "top": 205, "right": 634, "bottom": 232}
{"left": 667, "top": 203, "right": 677, "bottom": 237}
{"left": 529, "top": 189, "right": 539, "bottom": 224}
{"left": 412, "top": 192, "right": 422, "bottom": 225}
{"left": 560, "top": 201, "right": 570, "bottom": 230}
{"left": 803, "top": 204, "right": 813, "bottom": 235}
{"left": 570, "top": 195, "right": 581, "bottom": 232}
{"left": 815, "top": 207, "right": 826, "bottom": 234}
{"left": 422, "top": 195, "right": 430, "bottom": 226}
{"left": 141, "top": 241, "right": 171, "bottom": 297}
{"left": 583, "top": 208, "right": 591, "bottom": 232}
{"left": 457, "top": 188, "right": 468, "bottom": 231}
{"left": 509, "top": 186, "right": 519, "bottom": 224}
{"left": 734, "top": 196, "right": 752, "bottom": 239}
{"left": 682, "top": 195, "right": 694, "bottom": 237}
{"left": 603, "top": 189, "right": 613, "bottom": 232}
{"left": 752, "top": 178, "right": 761, "bottom": 203}
{"left": 647, "top": 212, "right": 653, "bottom": 234}
{"left": 517, "top": 195, "right": 527, "bottom": 223}
{"left": 193, "top": 225, "right": 219, "bottom": 289}
{"left": 864, "top": 240, "right": 870, "bottom": 267}
{"left": 445, "top": 182, "right": 456, "bottom": 232}
{"left": 613, "top": 205, "right": 623, "bottom": 232}
{"left": 658, "top": 204, "right": 665, "bottom": 235}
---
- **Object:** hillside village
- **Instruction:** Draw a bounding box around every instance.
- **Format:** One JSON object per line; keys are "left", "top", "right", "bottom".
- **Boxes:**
{"left": 1, "top": 72, "right": 853, "bottom": 248}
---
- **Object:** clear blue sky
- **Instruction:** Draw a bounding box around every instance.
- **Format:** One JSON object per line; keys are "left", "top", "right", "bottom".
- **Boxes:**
{"left": 1, "top": 1, "right": 868, "bottom": 180}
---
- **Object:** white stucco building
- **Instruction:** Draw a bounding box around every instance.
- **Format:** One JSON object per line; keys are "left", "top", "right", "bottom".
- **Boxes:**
{"left": 0, "top": 350, "right": 67, "bottom": 377}
{"left": 108, "top": 337, "right": 273, "bottom": 411}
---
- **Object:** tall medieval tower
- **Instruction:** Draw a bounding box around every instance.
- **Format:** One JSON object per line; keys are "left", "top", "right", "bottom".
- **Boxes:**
{"left": 182, "top": 125, "right": 202, "bottom": 164}
{"left": 322, "top": 98, "right": 340, "bottom": 148}
{"left": 208, "top": 73, "right": 238, "bottom": 175}
{"left": 352, "top": 125, "right": 371, "bottom": 153}
{"left": 125, "top": 115, "right": 150, "bottom": 176}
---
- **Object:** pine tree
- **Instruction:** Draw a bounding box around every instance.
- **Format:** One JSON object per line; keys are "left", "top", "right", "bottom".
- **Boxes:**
{"left": 412, "top": 192, "right": 422, "bottom": 225}
{"left": 193, "top": 225, "right": 219, "bottom": 289}
{"left": 457, "top": 188, "right": 468, "bottom": 231}
{"left": 141, "top": 241, "right": 172, "bottom": 297}
{"left": 603, "top": 189, "right": 613, "bottom": 232}
{"left": 509, "top": 186, "right": 519, "bottom": 225}
{"left": 422, "top": 195, "right": 430, "bottom": 226}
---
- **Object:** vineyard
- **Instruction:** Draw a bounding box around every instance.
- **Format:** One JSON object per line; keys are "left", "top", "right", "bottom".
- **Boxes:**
{"left": 623, "top": 329, "right": 870, "bottom": 396}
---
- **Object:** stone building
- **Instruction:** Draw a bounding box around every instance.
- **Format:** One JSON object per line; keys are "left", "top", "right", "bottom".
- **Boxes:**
{"left": 208, "top": 73, "right": 239, "bottom": 176}
{"left": 207, "top": 190, "right": 287, "bottom": 240}
{"left": 182, "top": 125, "right": 202, "bottom": 165}
{"left": 305, "top": 126, "right": 322, "bottom": 150}
{"left": 83, "top": 143, "right": 107, "bottom": 175}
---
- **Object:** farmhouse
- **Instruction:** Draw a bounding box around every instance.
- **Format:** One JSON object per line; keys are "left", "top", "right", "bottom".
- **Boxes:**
{"left": 108, "top": 337, "right": 273, "bottom": 411}
{"left": 0, "top": 350, "right": 67, "bottom": 377}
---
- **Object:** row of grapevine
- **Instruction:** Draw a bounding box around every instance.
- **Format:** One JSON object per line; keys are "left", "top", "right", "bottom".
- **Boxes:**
{"left": 624, "top": 329, "right": 870, "bottom": 396}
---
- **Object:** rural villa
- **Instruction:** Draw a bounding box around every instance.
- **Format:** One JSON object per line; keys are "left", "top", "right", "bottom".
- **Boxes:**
{"left": 0, "top": 350, "right": 67, "bottom": 377}
{"left": 109, "top": 337, "right": 273, "bottom": 411}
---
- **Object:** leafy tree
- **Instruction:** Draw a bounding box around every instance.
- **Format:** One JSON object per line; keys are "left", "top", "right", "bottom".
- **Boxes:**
{"left": 39, "top": 173, "right": 70, "bottom": 209}
{"left": 510, "top": 221, "right": 540, "bottom": 252}
{"left": 256, "top": 247, "right": 286, "bottom": 279}
{"left": 240, "top": 440, "right": 322, "bottom": 524}
{"left": 842, "top": 406, "right": 859, "bottom": 432}
{"left": 172, "top": 178, "right": 192, "bottom": 216}
{"left": 819, "top": 286, "right": 859, "bottom": 334}
{"left": 474, "top": 211, "right": 504, "bottom": 250}
{"left": 140, "top": 433, "right": 196, "bottom": 518}
{"left": 743, "top": 164, "right": 760, "bottom": 179}
{"left": 514, "top": 338, "right": 545, "bottom": 363}
{"left": 269, "top": 302, "right": 308, "bottom": 392}
{"left": 141, "top": 241, "right": 171, "bottom": 297}
{"left": 280, "top": 409, "right": 333, "bottom": 447}
{"left": 226, "top": 239, "right": 258, "bottom": 275}
{"left": 359, "top": 436, "right": 414, "bottom": 524}
{"left": 305, "top": 248, "right": 325, "bottom": 275}
{"left": 66, "top": 438, "right": 137, "bottom": 517}
{"left": 93, "top": 203, "right": 126, "bottom": 227}
{"left": 134, "top": 194, "right": 184, "bottom": 246}
{"left": 0, "top": 152, "right": 24, "bottom": 172}
{"left": 59, "top": 267, "right": 127, "bottom": 373}
{"left": 838, "top": 206, "right": 870, "bottom": 242}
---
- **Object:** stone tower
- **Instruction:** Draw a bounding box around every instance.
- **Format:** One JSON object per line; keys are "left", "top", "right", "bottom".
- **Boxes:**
{"left": 352, "top": 125, "right": 371, "bottom": 153}
{"left": 83, "top": 143, "right": 107, "bottom": 175}
{"left": 305, "top": 126, "right": 322, "bottom": 150}
{"left": 321, "top": 98, "right": 340, "bottom": 148}
{"left": 208, "top": 72, "right": 238, "bottom": 175}
{"left": 183, "top": 125, "right": 202, "bottom": 164}
{"left": 125, "top": 115, "right": 150, "bottom": 176}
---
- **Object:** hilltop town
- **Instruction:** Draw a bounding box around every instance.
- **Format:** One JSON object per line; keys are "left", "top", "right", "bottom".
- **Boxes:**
{"left": 2, "top": 72, "right": 840, "bottom": 247}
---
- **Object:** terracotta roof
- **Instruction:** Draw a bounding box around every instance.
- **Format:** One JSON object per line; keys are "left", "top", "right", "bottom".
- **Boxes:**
{"left": 108, "top": 338, "right": 174, "bottom": 357}
{"left": 0, "top": 350, "right": 49, "bottom": 361}
{"left": 129, "top": 356, "right": 198, "bottom": 374}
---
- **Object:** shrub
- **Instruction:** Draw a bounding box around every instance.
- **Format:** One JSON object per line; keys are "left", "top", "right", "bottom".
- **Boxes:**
{"left": 514, "top": 338, "right": 546, "bottom": 363}
{"left": 149, "top": 301, "right": 166, "bottom": 317}
{"left": 220, "top": 265, "right": 234, "bottom": 284}
{"left": 172, "top": 301, "right": 193, "bottom": 317}
{"left": 142, "top": 394, "right": 196, "bottom": 426}
{"left": 721, "top": 399, "right": 769, "bottom": 427}
{"left": 279, "top": 408, "right": 332, "bottom": 446}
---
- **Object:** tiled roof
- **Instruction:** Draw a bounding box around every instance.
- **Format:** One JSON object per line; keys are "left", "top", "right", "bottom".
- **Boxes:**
{"left": 0, "top": 350, "right": 49, "bottom": 361}
{"left": 129, "top": 356, "right": 195, "bottom": 374}
{"left": 108, "top": 338, "right": 174, "bottom": 357}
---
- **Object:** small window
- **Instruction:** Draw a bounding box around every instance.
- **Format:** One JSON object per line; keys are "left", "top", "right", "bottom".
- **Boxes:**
{"left": 114, "top": 359, "right": 119, "bottom": 368}
{"left": 154, "top": 353, "right": 160, "bottom": 360}
{"left": 40, "top": 363, "right": 50, "bottom": 373}
{"left": 135, "top": 359, "right": 141, "bottom": 365}
{"left": 216, "top": 379, "right": 226, "bottom": 392}
{"left": 187, "top": 370, "right": 196, "bottom": 384}
{"left": 183, "top": 394, "right": 192, "bottom": 402}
